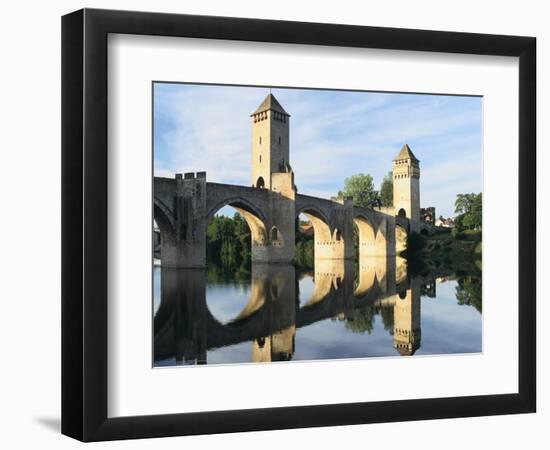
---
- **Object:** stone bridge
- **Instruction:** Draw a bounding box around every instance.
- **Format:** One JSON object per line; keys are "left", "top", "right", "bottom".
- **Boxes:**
{"left": 154, "top": 258, "right": 438, "bottom": 363}
{"left": 153, "top": 93, "right": 438, "bottom": 268}
{"left": 153, "top": 174, "right": 430, "bottom": 268}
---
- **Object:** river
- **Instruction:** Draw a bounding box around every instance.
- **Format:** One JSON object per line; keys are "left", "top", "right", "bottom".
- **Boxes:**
{"left": 153, "top": 257, "right": 481, "bottom": 366}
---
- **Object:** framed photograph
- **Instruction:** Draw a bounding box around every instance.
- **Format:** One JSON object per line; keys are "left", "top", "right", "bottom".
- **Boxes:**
{"left": 61, "top": 8, "right": 536, "bottom": 441}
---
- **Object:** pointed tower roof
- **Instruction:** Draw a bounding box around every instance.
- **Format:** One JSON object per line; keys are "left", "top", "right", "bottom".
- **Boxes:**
{"left": 393, "top": 144, "right": 419, "bottom": 162}
{"left": 251, "top": 93, "right": 290, "bottom": 116}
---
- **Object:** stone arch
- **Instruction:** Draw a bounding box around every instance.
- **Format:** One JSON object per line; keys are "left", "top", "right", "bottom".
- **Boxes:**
{"left": 295, "top": 200, "right": 349, "bottom": 260}
{"left": 203, "top": 270, "right": 285, "bottom": 345}
{"left": 207, "top": 196, "right": 267, "bottom": 223}
{"left": 227, "top": 275, "right": 269, "bottom": 324}
{"left": 206, "top": 197, "right": 268, "bottom": 247}
{"left": 205, "top": 266, "right": 296, "bottom": 346}
{"left": 296, "top": 203, "right": 352, "bottom": 260}
{"left": 302, "top": 259, "right": 345, "bottom": 307}
{"left": 153, "top": 198, "right": 178, "bottom": 265}
{"left": 354, "top": 214, "right": 386, "bottom": 258}
{"left": 396, "top": 223, "right": 408, "bottom": 254}
{"left": 204, "top": 298, "right": 269, "bottom": 347}
{"left": 295, "top": 204, "right": 331, "bottom": 228}
{"left": 295, "top": 206, "right": 332, "bottom": 244}
{"left": 153, "top": 197, "right": 176, "bottom": 237}
{"left": 354, "top": 256, "right": 390, "bottom": 298}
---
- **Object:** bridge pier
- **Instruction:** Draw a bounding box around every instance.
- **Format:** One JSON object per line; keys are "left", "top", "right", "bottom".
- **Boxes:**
{"left": 251, "top": 264, "right": 296, "bottom": 362}
{"left": 155, "top": 173, "right": 208, "bottom": 268}
{"left": 154, "top": 268, "right": 208, "bottom": 365}
{"left": 250, "top": 172, "right": 296, "bottom": 264}
{"left": 393, "top": 287, "right": 422, "bottom": 356}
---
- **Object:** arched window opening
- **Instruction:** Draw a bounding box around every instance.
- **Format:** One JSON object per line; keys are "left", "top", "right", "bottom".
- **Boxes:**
{"left": 398, "top": 208, "right": 407, "bottom": 218}
{"left": 271, "top": 226, "right": 279, "bottom": 241}
{"left": 256, "top": 176, "right": 265, "bottom": 189}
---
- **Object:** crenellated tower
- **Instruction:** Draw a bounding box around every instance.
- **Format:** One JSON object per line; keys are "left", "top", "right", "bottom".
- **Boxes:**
{"left": 249, "top": 93, "right": 295, "bottom": 263}
{"left": 392, "top": 144, "right": 421, "bottom": 222}
{"left": 251, "top": 94, "right": 291, "bottom": 189}
{"left": 393, "top": 287, "right": 422, "bottom": 356}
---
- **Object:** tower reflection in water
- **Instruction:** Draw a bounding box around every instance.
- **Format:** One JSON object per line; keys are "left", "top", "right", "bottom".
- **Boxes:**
{"left": 153, "top": 256, "right": 442, "bottom": 366}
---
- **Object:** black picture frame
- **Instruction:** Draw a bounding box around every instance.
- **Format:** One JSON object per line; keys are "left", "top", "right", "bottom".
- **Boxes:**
{"left": 62, "top": 8, "right": 536, "bottom": 442}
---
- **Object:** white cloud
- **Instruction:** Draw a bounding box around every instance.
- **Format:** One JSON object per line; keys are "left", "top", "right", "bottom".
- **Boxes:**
{"left": 154, "top": 84, "right": 482, "bottom": 216}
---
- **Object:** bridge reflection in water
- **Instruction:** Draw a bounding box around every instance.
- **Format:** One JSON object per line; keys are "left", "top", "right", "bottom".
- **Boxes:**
{"left": 153, "top": 256, "right": 450, "bottom": 366}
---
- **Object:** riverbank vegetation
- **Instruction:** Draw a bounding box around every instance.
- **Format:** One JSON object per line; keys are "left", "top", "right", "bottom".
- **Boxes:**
{"left": 401, "top": 191, "right": 482, "bottom": 274}
{"left": 294, "top": 219, "right": 314, "bottom": 269}
{"left": 206, "top": 213, "right": 316, "bottom": 270}
{"left": 403, "top": 229, "right": 482, "bottom": 273}
{"left": 335, "top": 172, "right": 394, "bottom": 208}
{"left": 206, "top": 213, "right": 251, "bottom": 272}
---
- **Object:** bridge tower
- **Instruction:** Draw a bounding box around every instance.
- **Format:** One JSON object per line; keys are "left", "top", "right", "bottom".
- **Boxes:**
{"left": 249, "top": 93, "right": 296, "bottom": 263}
{"left": 393, "top": 287, "right": 421, "bottom": 356}
{"left": 251, "top": 93, "right": 291, "bottom": 190}
{"left": 392, "top": 144, "right": 420, "bottom": 222}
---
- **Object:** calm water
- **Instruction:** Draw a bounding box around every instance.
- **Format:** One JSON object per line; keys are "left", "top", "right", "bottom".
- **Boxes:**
{"left": 153, "top": 258, "right": 482, "bottom": 366}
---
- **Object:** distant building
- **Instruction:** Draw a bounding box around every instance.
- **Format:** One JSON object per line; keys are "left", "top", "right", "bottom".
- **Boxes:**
{"left": 435, "top": 216, "right": 455, "bottom": 228}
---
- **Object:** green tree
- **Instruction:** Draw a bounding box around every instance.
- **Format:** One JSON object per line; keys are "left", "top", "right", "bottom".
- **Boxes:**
{"left": 294, "top": 218, "right": 314, "bottom": 268}
{"left": 345, "top": 305, "right": 376, "bottom": 334}
{"left": 379, "top": 171, "right": 393, "bottom": 207}
{"left": 206, "top": 214, "right": 251, "bottom": 268}
{"left": 337, "top": 173, "right": 379, "bottom": 209}
{"left": 455, "top": 276, "right": 482, "bottom": 313}
{"left": 454, "top": 193, "right": 482, "bottom": 230}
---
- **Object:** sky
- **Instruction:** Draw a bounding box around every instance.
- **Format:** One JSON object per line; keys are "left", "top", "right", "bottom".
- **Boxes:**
{"left": 154, "top": 83, "right": 482, "bottom": 218}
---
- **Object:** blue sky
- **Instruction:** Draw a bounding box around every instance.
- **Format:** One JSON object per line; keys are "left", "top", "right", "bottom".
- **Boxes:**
{"left": 154, "top": 83, "right": 482, "bottom": 218}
